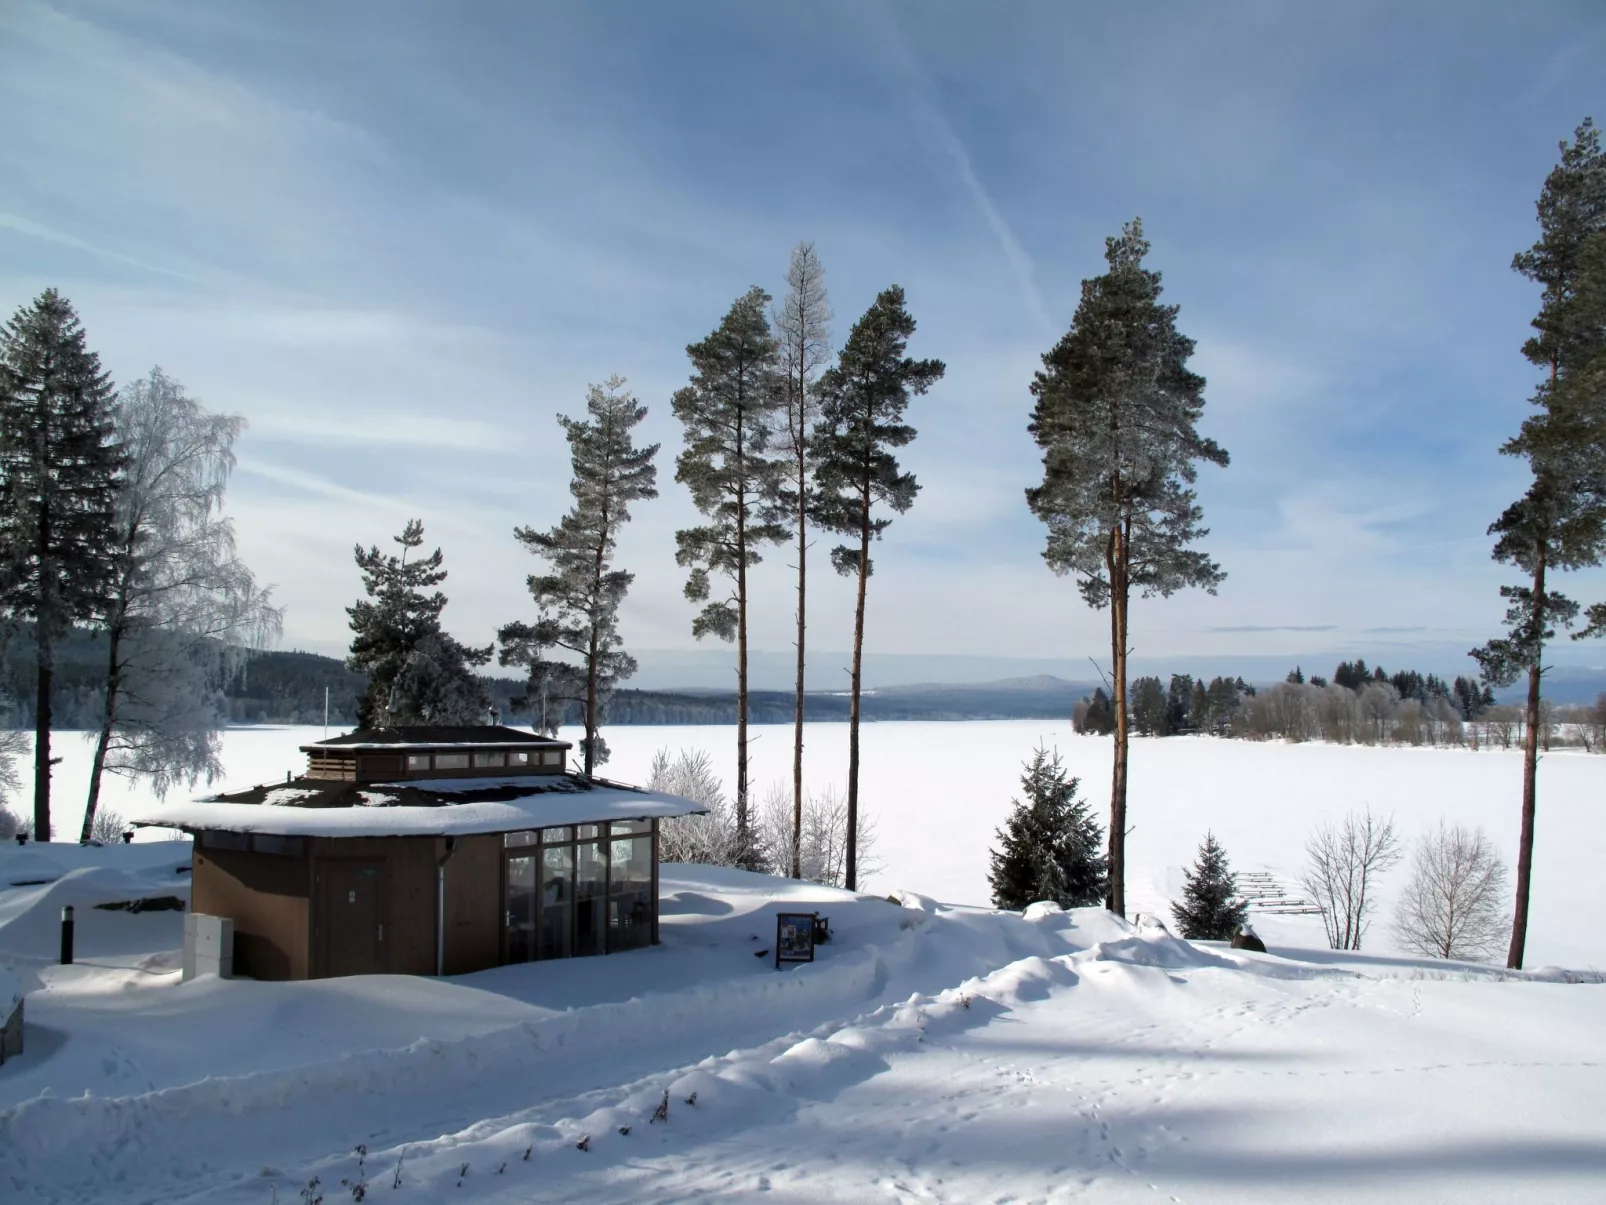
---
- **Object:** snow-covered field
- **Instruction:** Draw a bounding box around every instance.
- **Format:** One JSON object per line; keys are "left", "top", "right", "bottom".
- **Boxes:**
{"left": 1, "top": 722, "right": 1603, "bottom": 1202}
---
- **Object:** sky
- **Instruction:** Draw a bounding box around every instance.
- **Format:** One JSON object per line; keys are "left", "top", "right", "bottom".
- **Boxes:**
{"left": 3, "top": 0, "right": 1606, "bottom": 688}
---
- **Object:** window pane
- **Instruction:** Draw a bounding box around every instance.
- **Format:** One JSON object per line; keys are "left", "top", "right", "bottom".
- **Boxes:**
{"left": 473, "top": 750, "right": 506, "bottom": 768}
{"left": 434, "top": 753, "right": 469, "bottom": 770}
{"left": 509, "top": 750, "right": 532, "bottom": 766}
{"left": 610, "top": 819, "right": 652, "bottom": 836}
{"left": 541, "top": 825, "right": 572, "bottom": 844}
{"left": 406, "top": 754, "right": 430, "bottom": 771}
{"left": 574, "top": 840, "right": 606, "bottom": 956}
{"left": 503, "top": 830, "right": 537, "bottom": 848}
{"left": 608, "top": 834, "right": 653, "bottom": 951}
{"left": 539, "top": 844, "right": 573, "bottom": 959}
{"left": 577, "top": 824, "right": 601, "bottom": 840}
{"left": 506, "top": 854, "right": 537, "bottom": 963}
{"left": 542, "top": 749, "right": 564, "bottom": 766}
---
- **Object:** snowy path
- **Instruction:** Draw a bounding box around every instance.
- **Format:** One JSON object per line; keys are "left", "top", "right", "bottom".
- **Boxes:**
{"left": 181, "top": 934, "right": 1606, "bottom": 1205}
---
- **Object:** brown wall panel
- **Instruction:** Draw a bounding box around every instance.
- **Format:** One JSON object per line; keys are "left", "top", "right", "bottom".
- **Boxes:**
{"left": 309, "top": 837, "right": 439, "bottom": 977}
{"left": 442, "top": 834, "right": 502, "bottom": 975}
{"left": 192, "top": 847, "right": 310, "bottom": 981}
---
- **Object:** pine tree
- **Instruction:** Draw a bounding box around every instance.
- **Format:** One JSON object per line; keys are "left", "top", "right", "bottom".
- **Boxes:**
{"left": 1026, "top": 220, "right": 1230, "bottom": 917}
{"left": 814, "top": 285, "right": 945, "bottom": 891}
{"left": 83, "top": 368, "right": 281, "bottom": 841}
{"left": 773, "top": 244, "right": 832, "bottom": 878}
{"left": 1189, "top": 678, "right": 1211, "bottom": 732}
{"left": 988, "top": 746, "right": 1107, "bottom": 910}
{"left": 673, "top": 287, "right": 788, "bottom": 847}
{"left": 1171, "top": 831, "right": 1249, "bottom": 940}
{"left": 1131, "top": 675, "right": 1167, "bottom": 736}
{"left": 0, "top": 290, "right": 123, "bottom": 840}
{"left": 1473, "top": 117, "right": 1606, "bottom": 969}
{"left": 1082, "top": 687, "right": 1115, "bottom": 735}
{"left": 500, "top": 377, "right": 658, "bottom": 774}
{"left": 1166, "top": 674, "right": 1193, "bottom": 733}
{"left": 346, "top": 520, "right": 491, "bottom": 727}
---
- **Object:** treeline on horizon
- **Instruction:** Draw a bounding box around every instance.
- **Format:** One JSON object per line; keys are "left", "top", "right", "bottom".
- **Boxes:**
{"left": 1072, "top": 659, "right": 1606, "bottom": 750}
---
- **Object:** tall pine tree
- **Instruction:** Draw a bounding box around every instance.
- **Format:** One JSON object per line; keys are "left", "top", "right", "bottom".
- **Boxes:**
{"left": 347, "top": 520, "right": 491, "bottom": 727}
{"left": 814, "top": 285, "right": 944, "bottom": 891}
{"left": 673, "top": 287, "right": 788, "bottom": 846}
{"left": 1171, "top": 831, "right": 1248, "bottom": 941}
{"left": 500, "top": 377, "right": 658, "bottom": 774}
{"left": 1026, "top": 220, "right": 1229, "bottom": 917}
{"left": 988, "top": 746, "right": 1107, "bottom": 910}
{"left": 773, "top": 244, "right": 832, "bottom": 878}
{"left": 1472, "top": 117, "right": 1606, "bottom": 969}
{"left": 0, "top": 290, "right": 123, "bottom": 840}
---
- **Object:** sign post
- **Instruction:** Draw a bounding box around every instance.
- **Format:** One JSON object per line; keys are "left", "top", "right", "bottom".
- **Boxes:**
{"left": 775, "top": 911, "right": 817, "bottom": 969}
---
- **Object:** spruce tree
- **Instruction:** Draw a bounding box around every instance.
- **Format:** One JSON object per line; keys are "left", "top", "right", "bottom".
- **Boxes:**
{"left": 673, "top": 287, "right": 788, "bottom": 846}
{"left": 346, "top": 520, "right": 491, "bottom": 727}
{"left": 1472, "top": 117, "right": 1606, "bottom": 969}
{"left": 0, "top": 290, "right": 123, "bottom": 840}
{"left": 1171, "top": 831, "right": 1249, "bottom": 941}
{"left": 1026, "top": 220, "right": 1230, "bottom": 917}
{"left": 814, "top": 285, "right": 945, "bottom": 891}
{"left": 500, "top": 377, "right": 658, "bottom": 774}
{"left": 1131, "top": 675, "right": 1167, "bottom": 736}
{"left": 773, "top": 244, "right": 832, "bottom": 878}
{"left": 1083, "top": 687, "right": 1115, "bottom": 735}
{"left": 988, "top": 746, "right": 1107, "bottom": 910}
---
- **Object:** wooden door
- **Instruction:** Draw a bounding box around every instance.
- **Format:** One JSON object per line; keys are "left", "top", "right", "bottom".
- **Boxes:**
{"left": 316, "top": 860, "right": 386, "bottom": 977}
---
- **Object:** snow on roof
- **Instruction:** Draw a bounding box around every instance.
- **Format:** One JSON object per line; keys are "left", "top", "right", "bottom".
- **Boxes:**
{"left": 126, "top": 774, "right": 708, "bottom": 838}
{"left": 305, "top": 725, "right": 572, "bottom": 750}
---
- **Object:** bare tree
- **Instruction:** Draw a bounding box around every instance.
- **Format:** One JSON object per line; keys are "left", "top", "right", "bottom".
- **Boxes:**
{"left": 1358, "top": 681, "right": 1399, "bottom": 745}
{"left": 1300, "top": 808, "right": 1402, "bottom": 950}
{"left": 1393, "top": 821, "right": 1510, "bottom": 961}
{"left": 1485, "top": 704, "right": 1520, "bottom": 750}
{"left": 649, "top": 747, "right": 744, "bottom": 867}
{"left": 757, "top": 778, "right": 879, "bottom": 888}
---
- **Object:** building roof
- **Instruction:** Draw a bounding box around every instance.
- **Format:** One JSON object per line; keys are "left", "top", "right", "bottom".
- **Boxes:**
{"left": 302, "top": 725, "right": 573, "bottom": 751}
{"left": 126, "top": 772, "right": 707, "bottom": 838}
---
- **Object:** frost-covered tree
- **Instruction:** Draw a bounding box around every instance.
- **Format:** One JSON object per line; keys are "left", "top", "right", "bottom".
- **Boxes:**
{"left": 1299, "top": 808, "right": 1401, "bottom": 951}
{"left": 0, "top": 289, "right": 123, "bottom": 839}
{"left": 772, "top": 242, "right": 832, "bottom": 879}
{"left": 650, "top": 747, "right": 742, "bottom": 867}
{"left": 500, "top": 377, "right": 658, "bottom": 774}
{"left": 1171, "top": 831, "right": 1248, "bottom": 941}
{"left": 673, "top": 287, "right": 788, "bottom": 850}
{"left": 814, "top": 286, "right": 944, "bottom": 891}
{"left": 347, "top": 520, "right": 490, "bottom": 726}
{"left": 80, "top": 368, "right": 282, "bottom": 841}
{"left": 1027, "top": 221, "right": 1229, "bottom": 917}
{"left": 1393, "top": 822, "right": 1510, "bottom": 961}
{"left": 757, "top": 779, "right": 878, "bottom": 888}
{"left": 1472, "top": 118, "right": 1606, "bottom": 968}
{"left": 988, "top": 746, "right": 1107, "bottom": 911}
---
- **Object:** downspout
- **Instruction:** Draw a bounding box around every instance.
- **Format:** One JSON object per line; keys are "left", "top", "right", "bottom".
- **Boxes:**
{"left": 436, "top": 836, "right": 458, "bottom": 976}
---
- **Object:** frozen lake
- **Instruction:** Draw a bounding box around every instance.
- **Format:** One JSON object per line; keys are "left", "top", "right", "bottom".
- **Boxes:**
{"left": 8, "top": 718, "right": 1604, "bottom": 967}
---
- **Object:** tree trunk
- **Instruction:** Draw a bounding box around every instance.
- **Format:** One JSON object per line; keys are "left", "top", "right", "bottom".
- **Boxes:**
{"left": 1107, "top": 519, "right": 1130, "bottom": 919}
{"left": 33, "top": 651, "right": 53, "bottom": 842}
{"left": 845, "top": 485, "right": 871, "bottom": 893}
{"left": 1508, "top": 549, "right": 1546, "bottom": 970}
{"left": 735, "top": 488, "right": 750, "bottom": 846}
{"left": 584, "top": 512, "right": 609, "bottom": 779}
{"left": 791, "top": 451, "right": 807, "bottom": 880}
{"left": 82, "top": 621, "right": 124, "bottom": 843}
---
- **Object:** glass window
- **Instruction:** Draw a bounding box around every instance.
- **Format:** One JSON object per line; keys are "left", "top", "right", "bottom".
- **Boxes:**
{"left": 539, "top": 844, "right": 573, "bottom": 960}
{"left": 608, "top": 834, "right": 653, "bottom": 951}
{"left": 434, "top": 752, "right": 469, "bottom": 770}
{"left": 577, "top": 824, "right": 601, "bottom": 840}
{"left": 541, "top": 749, "right": 564, "bottom": 766}
{"left": 574, "top": 839, "right": 607, "bottom": 957}
{"left": 406, "top": 754, "right": 430, "bottom": 771}
{"left": 473, "top": 750, "right": 506, "bottom": 768}
{"left": 610, "top": 819, "right": 653, "bottom": 836}
{"left": 509, "top": 750, "right": 532, "bottom": 766}
{"left": 541, "top": 825, "right": 572, "bottom": 844}
{"left": 506, "top": 854, "right": 537, "bottom": 963}
{"left": 503, "top": 830, "right": 538, "bottom": 848}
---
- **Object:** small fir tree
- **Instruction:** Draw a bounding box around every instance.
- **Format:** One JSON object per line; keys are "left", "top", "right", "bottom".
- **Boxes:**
{"left": 346, "top": 520, "right": 491, "bottom": 726}
{"left": 1170, "top": 831, "right": 1249, "bottom": 940}
{"left": 988, "top": 746, "right": 1107, "bottom": 910}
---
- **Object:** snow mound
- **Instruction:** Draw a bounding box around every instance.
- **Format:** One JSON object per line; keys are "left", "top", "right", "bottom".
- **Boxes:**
{"left": 0, "top": 862, "right": 190, "bottom": 960}
{"left": 1091, "top": 930, "right": 1237, "bottom": 971}
{"left": 0, "top": 964, "right": 17, "bottom": 1012}
{"left": 3, "top": 851, "right": 64, "bottom": 887}
{"left": 1021, "top": 901, "right": 1064, "bottom": 921}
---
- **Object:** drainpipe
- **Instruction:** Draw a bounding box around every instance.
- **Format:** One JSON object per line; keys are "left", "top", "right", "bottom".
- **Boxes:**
{"left": 436, "top": 836, "right": 458, "bottom": 976}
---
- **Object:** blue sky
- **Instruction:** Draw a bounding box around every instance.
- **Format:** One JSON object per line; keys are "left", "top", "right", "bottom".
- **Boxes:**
{"left": 3, "top": 0, "right": 1605, "bottom": 684}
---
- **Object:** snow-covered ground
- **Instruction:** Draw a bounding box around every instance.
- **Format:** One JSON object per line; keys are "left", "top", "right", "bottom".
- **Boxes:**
{"left": 1, "top": 722, "right": 1603, "bottom": 1202}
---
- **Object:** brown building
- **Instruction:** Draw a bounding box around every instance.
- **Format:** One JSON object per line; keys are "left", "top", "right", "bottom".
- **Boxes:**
{"left": 131, "top": 726, "right": 706, "bottom": 981}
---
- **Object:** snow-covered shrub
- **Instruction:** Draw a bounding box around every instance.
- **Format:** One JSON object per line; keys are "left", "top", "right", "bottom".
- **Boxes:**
{"left": 650, "top": 748, "right": 748, "bottom": 867}
{"left": 89, "top": 807, "right": 129, "bottom": 846}
{"left": 756, "top": 779, "right": 880, "bottom": 888}
{"left": 1393, "top": 821, "right": 1509, "bottom": 961}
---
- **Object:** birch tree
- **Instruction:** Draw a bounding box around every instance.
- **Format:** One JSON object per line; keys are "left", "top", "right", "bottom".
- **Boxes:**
{"left": 499, "top": 376, "right": 658, "bottom": 774}
{"left": 673, "top": 287, "right": 788, "bottom": 848}
{"left": 0, "top": 289, "right": 123, "bottom": 840}
{"left": 1471, "top": 118, "right": 1606, "bottom": 968}
{"left": 81, "top": 368, "right": 281, "bottom": 841}
{"left": 772, "top": 243, "right": 832, "bottom": 877}
{"left": 1026, "top": 220, "right": 1230, "bottom": 917}
{"left": 814, "top": 285, "right": 944, "bottom": 891}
